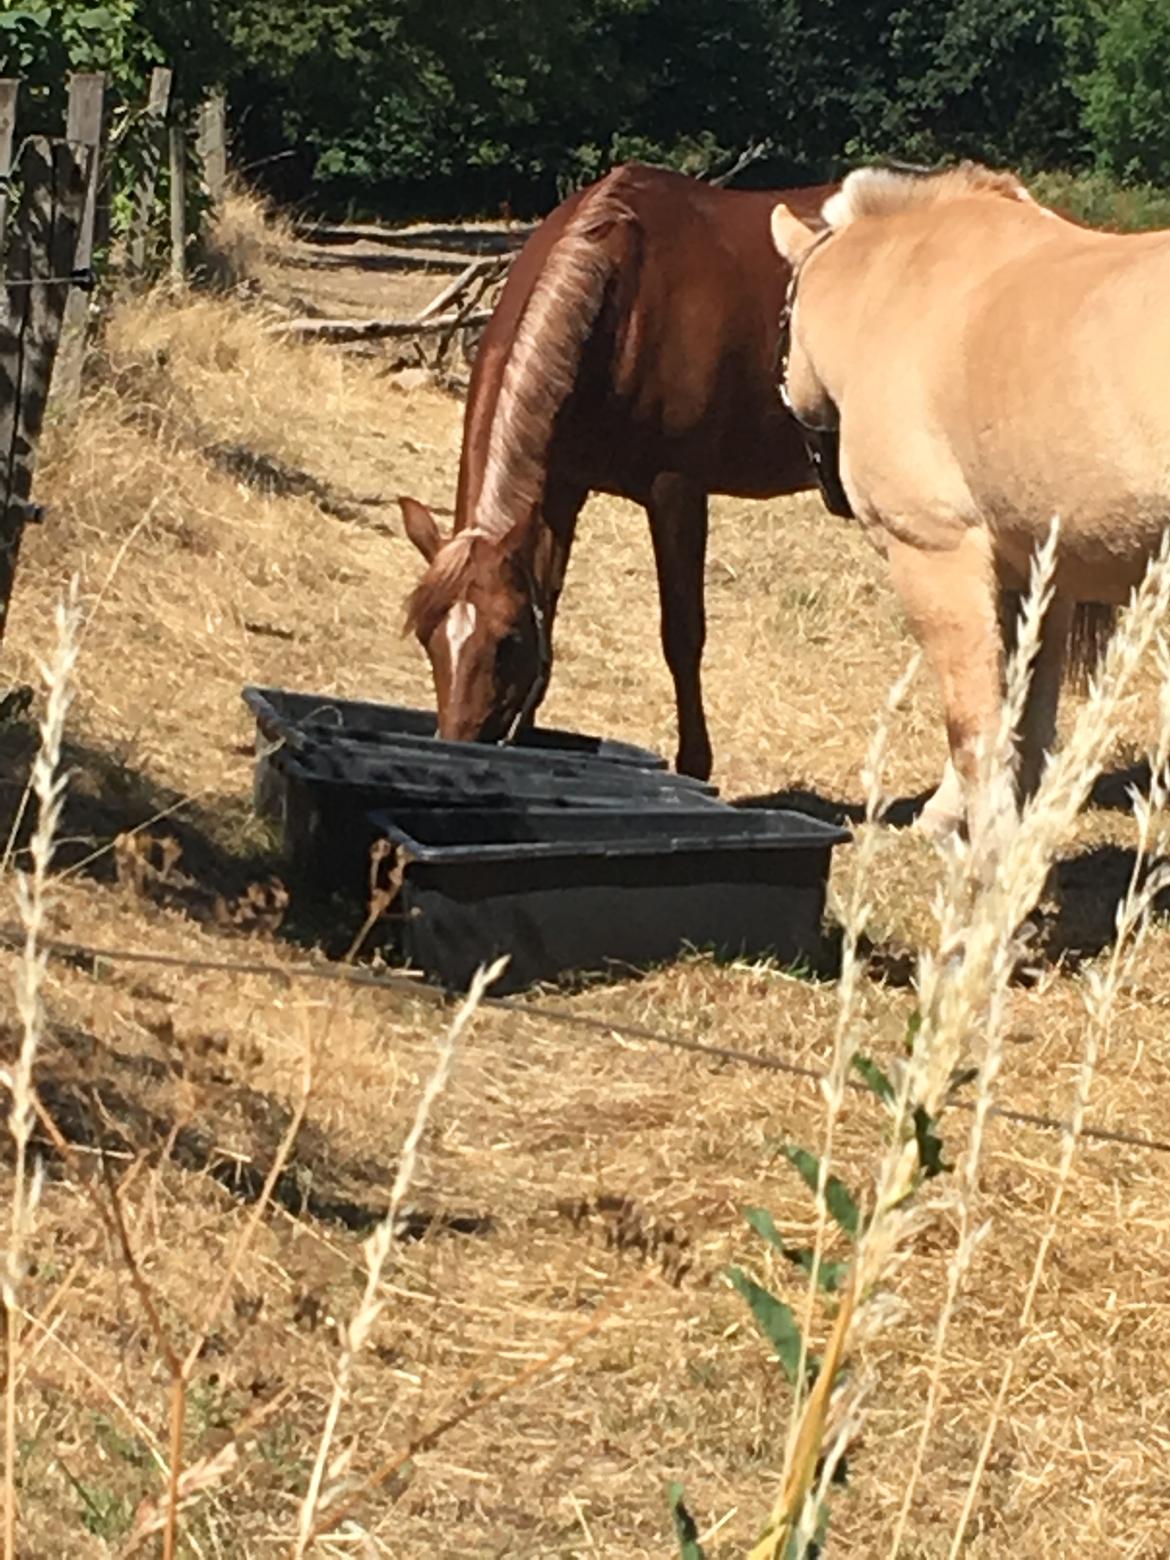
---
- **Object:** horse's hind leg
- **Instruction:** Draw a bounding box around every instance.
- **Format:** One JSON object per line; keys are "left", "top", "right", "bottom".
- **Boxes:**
{"left": 646, "top": 472, "right": 712, "bottom": 779}
{"left": 1017, "top": 592, "right": 1074, "bottom": 803}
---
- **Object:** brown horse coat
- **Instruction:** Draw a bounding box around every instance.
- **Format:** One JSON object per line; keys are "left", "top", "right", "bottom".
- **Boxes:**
{"left": 771, "top": 161, "right": 1170, "bottom": 836}
{"left": 403, "top": 162, "right": 831, "bottom": 778}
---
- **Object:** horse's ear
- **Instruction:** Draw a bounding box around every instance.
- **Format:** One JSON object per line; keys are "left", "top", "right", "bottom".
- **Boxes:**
{"left": 770, "top": 203, "right": 819, "bottom": 264}
{"left": 399, "top": 496, "right": 442, "bottom": 562}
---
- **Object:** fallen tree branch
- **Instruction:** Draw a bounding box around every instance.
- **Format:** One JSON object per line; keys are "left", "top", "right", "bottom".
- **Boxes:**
{"left": 710, "top": 139, "right": 773, "bottom": 186}
{"left": 265, "top": 311, "right": 493, "bottom": 344}
{"left": 414, "top": 256, "right": 508, "bottom": 323}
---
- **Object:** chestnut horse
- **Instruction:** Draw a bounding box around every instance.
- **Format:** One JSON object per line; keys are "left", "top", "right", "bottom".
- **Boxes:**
{"left": 401, "top": 162, "right": 832, "bottom": 780}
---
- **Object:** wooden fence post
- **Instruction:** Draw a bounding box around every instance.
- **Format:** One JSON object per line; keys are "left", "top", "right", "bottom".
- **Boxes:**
{"left": 0, "top": 80, "right": 19, "bottom": 271}
{"left": 50, "top": 72, "right": 105, "bottom": 411}
{"left": 197, "top": 92, "right": 227, "bottom": 208}
{"left": 0, "top": 138, "right": 90, "bottom": 650}
{"left": 168, "top": 118, "right": 186, "bottom": 282}
{"left": 127, "top": 65, "right": 172, "bottom": 275}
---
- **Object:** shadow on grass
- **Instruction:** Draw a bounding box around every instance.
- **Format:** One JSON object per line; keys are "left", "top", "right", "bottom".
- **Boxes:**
{"left": 0, "top": 718, "right": 492, "bottom": 1235}
{"left": 26, "top": 1027, "right": 491, "bottom": 1239}
{"left": 0, "top": 717, "right": 264, "bottom": 890}
{"left": 734, "top": 774, "right": 1170, "bottom": 983}
{"left": 731, "top": 782, "right": 935, "bottom": 830}
{"left": 1034, "top": 844, "right": 1170, "bottom": 970}
{"left": 4, "top": 707, "right": 1160, "bottom": 1005}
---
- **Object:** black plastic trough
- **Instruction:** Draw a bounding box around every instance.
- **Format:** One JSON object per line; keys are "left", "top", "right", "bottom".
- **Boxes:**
{"left": 243, "top": 685, "right": 666, "bottom": 768}
{"left": 370, "top": 806, "right": 849, "bottom": 993}
{"left": 243, "top": 685, "right": 716, "bottom": 891}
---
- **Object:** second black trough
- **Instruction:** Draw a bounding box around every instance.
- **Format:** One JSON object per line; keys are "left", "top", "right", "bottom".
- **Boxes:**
{"left": 243, "top": 684, "right": 850, "bottom": 990}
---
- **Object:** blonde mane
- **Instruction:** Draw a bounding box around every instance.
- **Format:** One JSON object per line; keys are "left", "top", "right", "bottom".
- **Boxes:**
{"left": 405, "top": 528, "right": 488, "bottom": 639}
{"left": 821, "top": 160, "right": 1033, "bottom": 231}
{"left": 406, "top": 172, "right": 637, "bottom": 637}
{"left": 473, "top": 169, "right": 636, "bottom": 541}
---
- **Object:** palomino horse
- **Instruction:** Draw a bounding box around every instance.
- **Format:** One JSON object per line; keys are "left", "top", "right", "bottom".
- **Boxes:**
{"left": 401, "top": 162, "right": 833, "bottom": 780}
{"left": 769, "top": 161, "right": 1151, "bottom": 839}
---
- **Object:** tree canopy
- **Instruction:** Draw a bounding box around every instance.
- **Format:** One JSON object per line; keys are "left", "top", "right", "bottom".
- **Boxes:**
{"left": 3, "top": 0, "right": 1169, "bottom": 215}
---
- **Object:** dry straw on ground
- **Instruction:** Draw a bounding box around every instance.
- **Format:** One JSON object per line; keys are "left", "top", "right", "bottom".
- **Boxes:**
{"left": 0, "top": 193, "right": 1168, "bottom": 1554}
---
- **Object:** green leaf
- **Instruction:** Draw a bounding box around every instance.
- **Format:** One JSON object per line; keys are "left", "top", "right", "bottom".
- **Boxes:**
{"left": 783, "top": 1246, "right": 850, "bottom": 1294}
{"left": 782, "top": 1496, "right": 830, "bottom": 1558}
{"left": 742, "top": 1205, "right": 785, "bottom": 1251}
{"left": 913, "top": 1106, "right": 952, "bottom": 1179}
{"left": 668, "top": 1482, "right": 707, "bottom": 1560}
{"left": 851, "top": 1053, "right": 895, "bottom": 1104}
{"left": 726, "top": 1267, "right": 804, "bottom": 1384}
{"left": 780, "top": 1146, "right": 864, "bottom": 1239}
{"left": 904, "top": 1009, "right": 923, "bottom": 1054}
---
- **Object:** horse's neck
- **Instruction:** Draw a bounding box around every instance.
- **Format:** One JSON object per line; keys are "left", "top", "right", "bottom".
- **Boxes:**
{"left": 457, "top": 369, "right": 548, "bottom": 562}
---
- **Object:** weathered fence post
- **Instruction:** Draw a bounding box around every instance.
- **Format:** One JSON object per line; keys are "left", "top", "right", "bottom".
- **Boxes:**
{"left": 168, "top": 118, "right": 187, "bottom": 282}
{"left": 0, "top": 138, "right": 90, "bottom": 650}
{"left": 0, "top": 80, "right": 19, "bottom": 266}
{"left": 197, "top": 92, "right": 227, "bottom": 208}
{"left": 50, "top": 72, "right": 106, "bottom": 411}
{"left": 127, "top": 65, "right": 172, "bottom": 275}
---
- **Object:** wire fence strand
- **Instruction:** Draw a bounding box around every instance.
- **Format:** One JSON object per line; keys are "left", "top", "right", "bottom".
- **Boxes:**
{"left": 4, "top": 922, "right": 1170, "bottom": 1161}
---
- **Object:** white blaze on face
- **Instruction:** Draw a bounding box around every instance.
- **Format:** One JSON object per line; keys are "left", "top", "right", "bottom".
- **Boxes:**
{"left": 445, "top": 600, "right": 478, "bottom": 680}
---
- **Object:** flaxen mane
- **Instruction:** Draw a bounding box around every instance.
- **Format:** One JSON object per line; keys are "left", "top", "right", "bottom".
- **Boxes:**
{"left": 405, "top": 528, "right": 488, "bottom": 640}
{"left": 405, "top": 170, "right": 637, "bottom": 637}
{"left": 476, "top": 169, "right": 636, "bottom": 536}
{"left": 821, "top": 160, "right": 1032, "bottom": 230}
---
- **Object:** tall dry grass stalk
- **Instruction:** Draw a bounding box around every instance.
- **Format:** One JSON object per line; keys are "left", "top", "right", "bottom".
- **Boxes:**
{"left": 784, "top": 652, "right": 920, "bottom": 1467}
{"left": 294, "top": 956, "right": 507, "bottom": 1556}
{"left": 205, "top": 182, "right": 299, "bottom": 292}
{"left": 2, "top": 581, "right": 80, "bottom": 1560}
{"left": 759, "top": 528, "right": 1170, "bottom": 1559}
{"left": 947, "top": 636, "right": 1170, "bottom": 1556}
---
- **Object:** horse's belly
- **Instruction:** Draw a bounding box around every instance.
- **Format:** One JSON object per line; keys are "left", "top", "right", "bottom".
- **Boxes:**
{"left": 980, "top": 481, "right": 1170, "bottom": 603}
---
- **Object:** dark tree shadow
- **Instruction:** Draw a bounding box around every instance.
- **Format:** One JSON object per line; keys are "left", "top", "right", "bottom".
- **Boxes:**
{"left": 1089, "top": 760, "right": 1151, "bottom": 813}
{"left": 1033, "top": 844, "right": 1170, "bottom": 969}
{"left": 0, "top": 711, "right": 405, "bottom": 961}
{"left": 730, "top": 767, "right": 1170, "bottom": 982}
{"left": 18, "top": 1025, "right": 492, "bottom": 1239}
{"left": 731, "top": 783, "right": 935, "bottom": 830}
{"left": 0, "top": 715, "right": 277, "bottom": 912}
{"left": 204, "top": 441, "right": 385, "bottom": 526}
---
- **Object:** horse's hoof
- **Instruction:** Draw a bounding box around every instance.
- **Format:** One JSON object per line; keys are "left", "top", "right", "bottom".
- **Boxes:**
{"left": 913, "top": 804, "right": 964, "bottom": 843}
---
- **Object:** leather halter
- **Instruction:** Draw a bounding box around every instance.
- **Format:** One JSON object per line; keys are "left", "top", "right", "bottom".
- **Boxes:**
{"left": 503, "top": 557, "right": 551, "bottom": 743}
{"left": 775, "top": 229, "right": 855, "bottom": 521}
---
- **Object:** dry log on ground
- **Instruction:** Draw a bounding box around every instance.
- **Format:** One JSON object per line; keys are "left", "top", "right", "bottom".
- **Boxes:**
{"left": 265, "top": 311, "right": 493, "bottom": 343}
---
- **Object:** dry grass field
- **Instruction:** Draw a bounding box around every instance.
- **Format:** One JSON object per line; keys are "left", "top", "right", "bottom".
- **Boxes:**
{"left": 3, "top": 193, "right": 1170, "bottom": 1557}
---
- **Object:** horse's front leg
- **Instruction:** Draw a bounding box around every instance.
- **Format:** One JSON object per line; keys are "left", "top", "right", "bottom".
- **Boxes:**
{"left": 917, "top": 756, "right": 967, "bottom": 841}
{"left": 646, "top": 472, "right": 712, "bottom": 780}
{"left": 886, "top": 527, "right": 1004, "bottom": 851}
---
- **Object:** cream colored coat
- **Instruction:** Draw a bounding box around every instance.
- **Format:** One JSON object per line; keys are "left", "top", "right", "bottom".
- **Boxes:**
{"left": 771, "top": 163, "right": 1170, "bottom": 836}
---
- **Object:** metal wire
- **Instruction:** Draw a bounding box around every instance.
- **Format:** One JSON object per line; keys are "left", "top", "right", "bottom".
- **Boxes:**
{"left": 3, "top": 269, "right": 94, "bottom": 291}
{"left": 5, "top": 923, "right": 1170, "bottom": 1160}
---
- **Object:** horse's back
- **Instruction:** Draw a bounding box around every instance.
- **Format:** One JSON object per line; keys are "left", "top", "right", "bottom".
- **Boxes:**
{"left": 461, "top": 164, "right": 829, "bottom": 510}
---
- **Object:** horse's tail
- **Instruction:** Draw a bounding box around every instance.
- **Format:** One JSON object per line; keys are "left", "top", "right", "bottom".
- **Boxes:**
{"left": 999, "top": 591, "right": 1116, "bottom": 691}
{"left": 473, "top": 168, "right": 638, "bottom": 535}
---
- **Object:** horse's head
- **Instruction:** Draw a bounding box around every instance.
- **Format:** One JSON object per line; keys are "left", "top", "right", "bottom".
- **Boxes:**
{"left": 401, "top": 496, "right": 549, "bottom": 743}
{"left": 771, "top": 203, "right": 838, "bottom": 439}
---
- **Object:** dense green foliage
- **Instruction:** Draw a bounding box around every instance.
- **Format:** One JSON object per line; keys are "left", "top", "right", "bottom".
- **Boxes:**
{"left": 5, "top": 0, "right": 1170, "bottom": 215}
